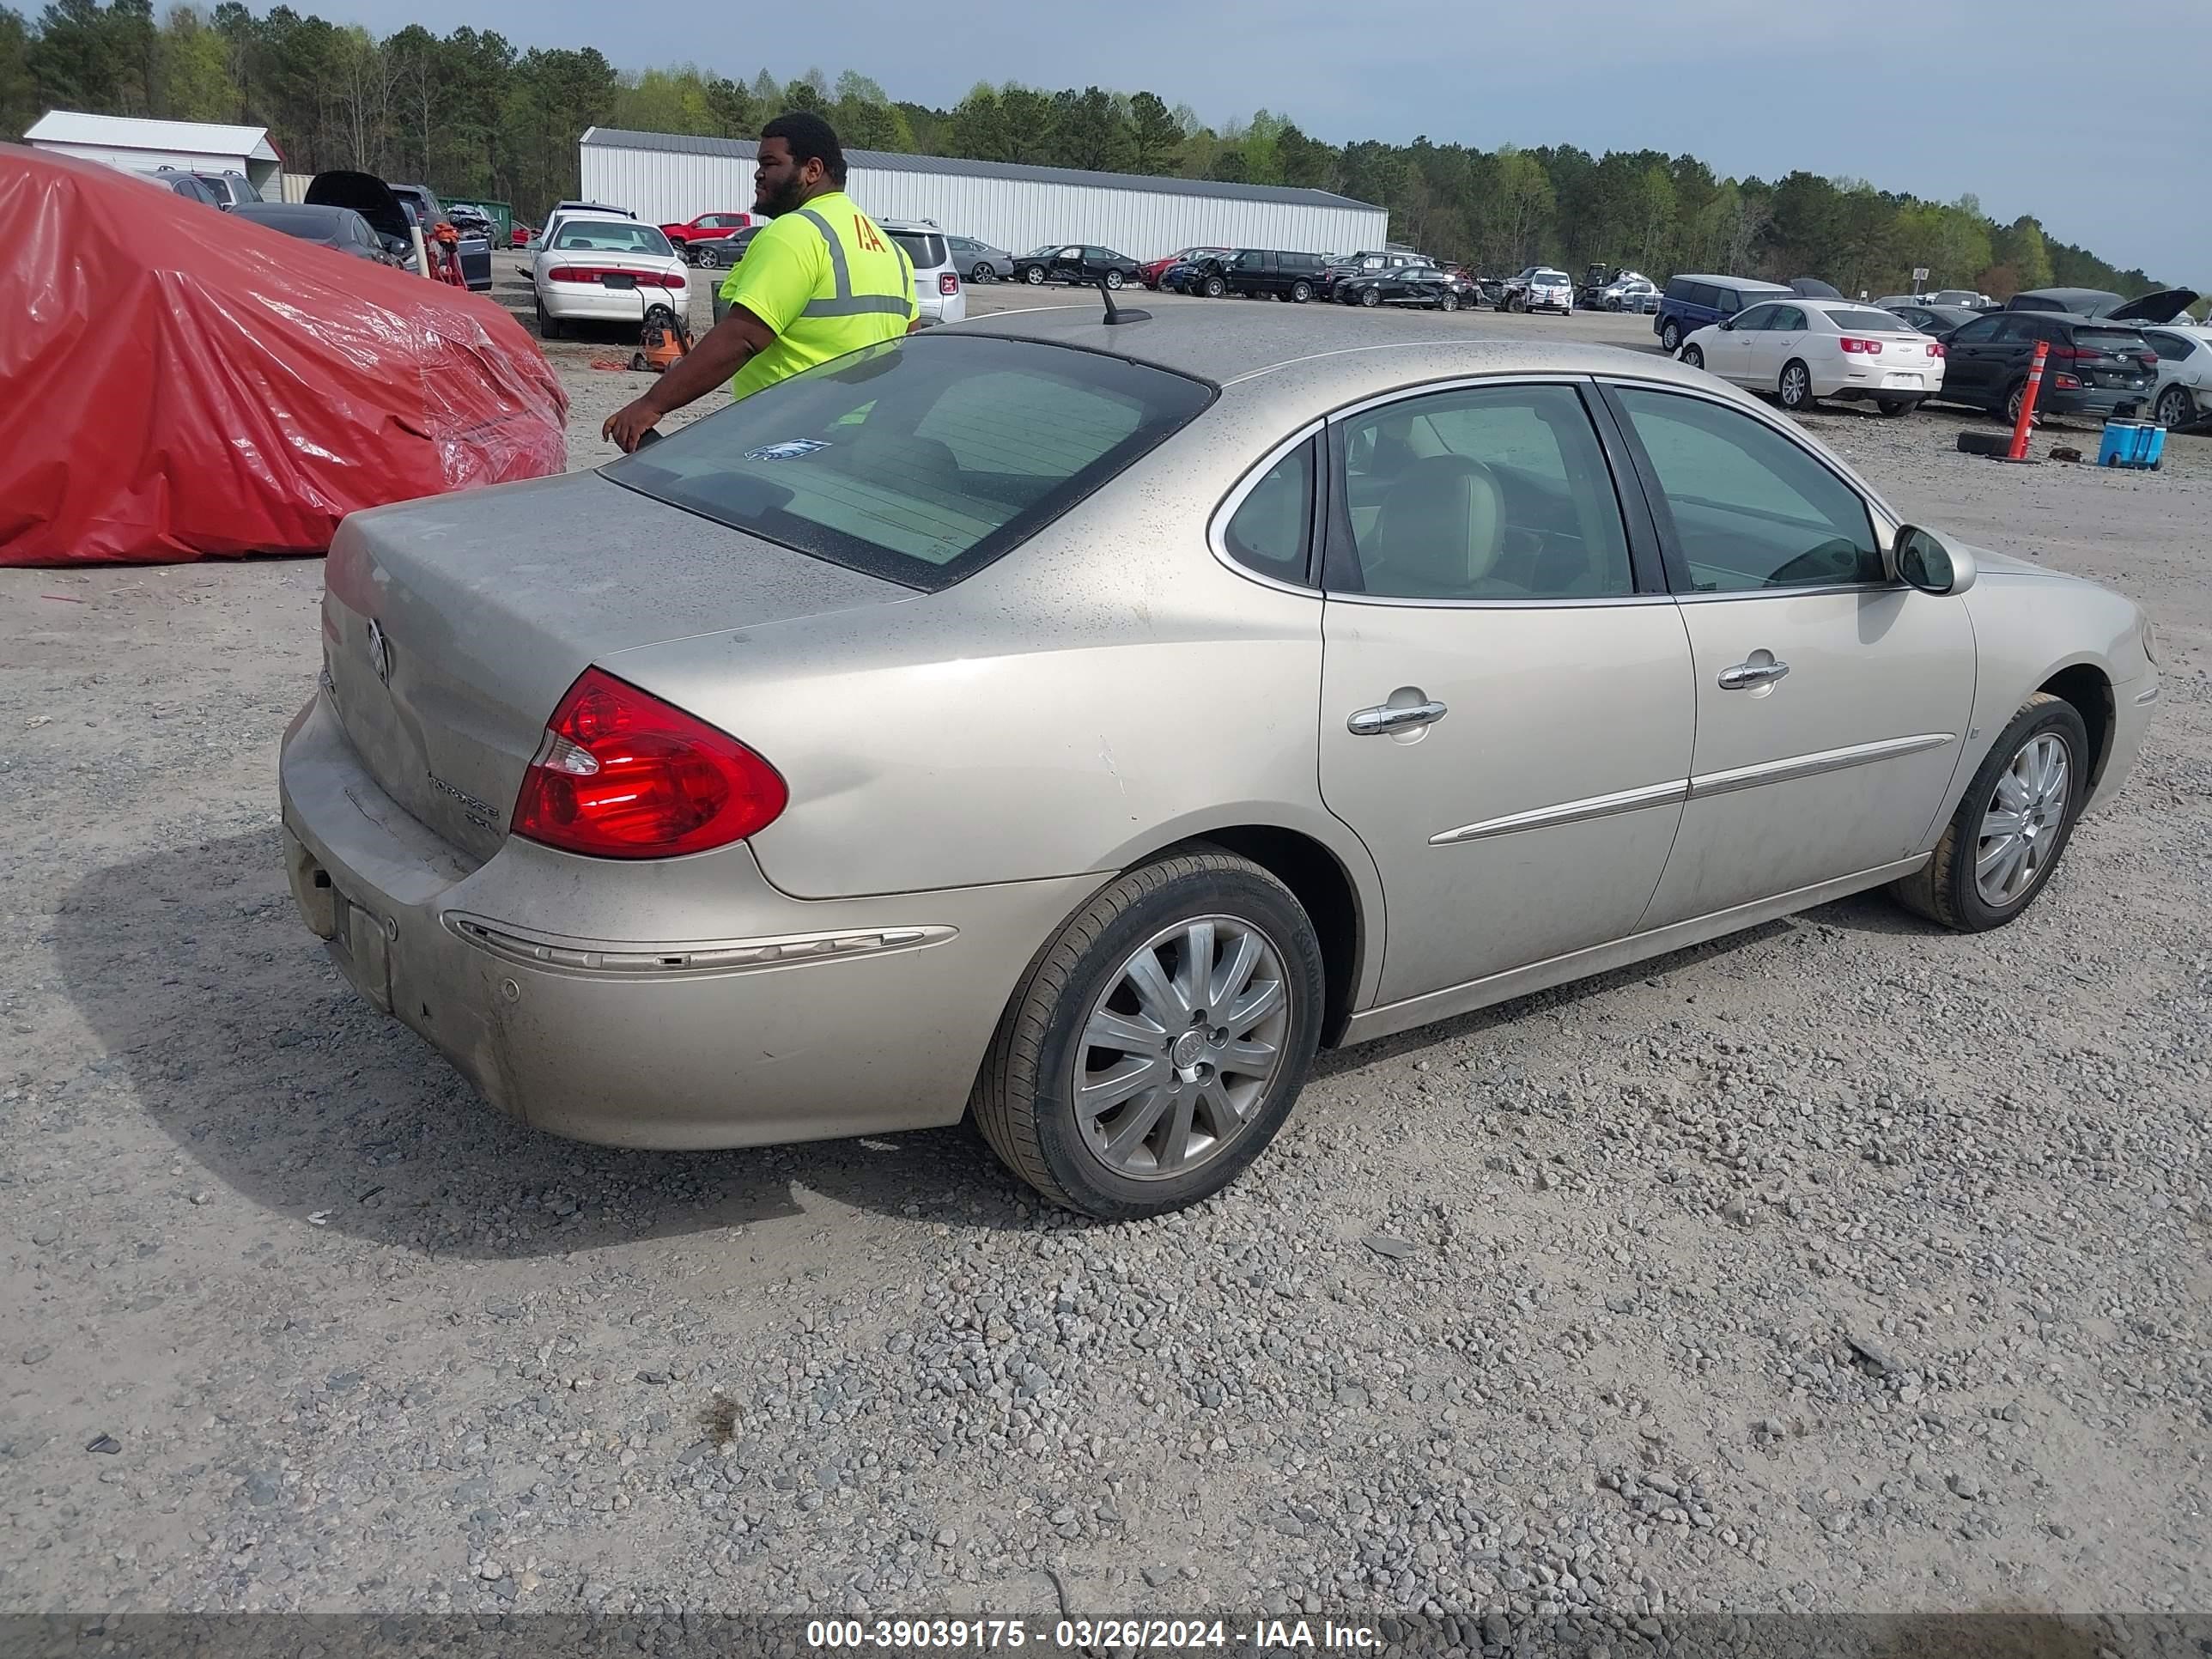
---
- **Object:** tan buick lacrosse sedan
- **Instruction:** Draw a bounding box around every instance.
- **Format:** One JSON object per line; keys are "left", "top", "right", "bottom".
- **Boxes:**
{"left": 281, "top": 303, "right": 2159, "bottom": 1218}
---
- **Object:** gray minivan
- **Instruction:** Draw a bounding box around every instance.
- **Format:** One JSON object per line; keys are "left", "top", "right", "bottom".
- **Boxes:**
{"left": 1656, "top": 274, "right": 1791, "bottom": 353}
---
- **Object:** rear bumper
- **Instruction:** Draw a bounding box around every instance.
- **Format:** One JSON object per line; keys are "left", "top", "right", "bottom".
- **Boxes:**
{"left": 277, "top": 693, "right": 1097, "bottom": 1150}
{"left": 540, "top": 283, "right": 681, "bottom": 323}
{"left": 2040, "top": 385, "right": 2156, "bottom": 419}
{"left": 1816, "top": 362, "right": 1946, "bottom": 398}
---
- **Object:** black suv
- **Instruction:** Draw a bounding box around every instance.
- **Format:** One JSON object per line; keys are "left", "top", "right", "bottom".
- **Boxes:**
{"left": 1219, "top": 248, "right": 1328, "bottom": 301}
{"left": 1935, "top": 310, "right": 2160, "bottom": 424}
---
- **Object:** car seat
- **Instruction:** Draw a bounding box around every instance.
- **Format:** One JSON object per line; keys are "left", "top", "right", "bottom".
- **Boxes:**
{"left": 1360, "top": 455, "right": 1505, "bottom": 598}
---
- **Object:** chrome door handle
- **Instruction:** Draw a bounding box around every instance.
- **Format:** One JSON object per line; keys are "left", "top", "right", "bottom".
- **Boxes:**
{"left": 1348, "top": 700, "right": 1449, "bottom": 735}
{"left": 1717, "top": 659, "right": 1790, "bottom": 690}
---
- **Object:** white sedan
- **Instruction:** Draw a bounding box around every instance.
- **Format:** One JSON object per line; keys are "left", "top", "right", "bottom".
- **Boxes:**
{"left": 1680, "top": 299, "right": 1947, "bottom": 416}
{"left": 531, "top": 219, "right": 692, "bottom": 339}
{"left": 2141, "top": 323, "right": 2212, "bottom": 429}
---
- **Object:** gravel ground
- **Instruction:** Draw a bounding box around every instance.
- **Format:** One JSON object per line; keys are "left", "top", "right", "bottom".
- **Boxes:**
{"left": 2, "top": 254, "right": 2207, "bottom": 1632}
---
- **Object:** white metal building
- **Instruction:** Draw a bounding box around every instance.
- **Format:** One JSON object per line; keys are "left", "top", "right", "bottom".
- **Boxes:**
{"left": 23, "top": 111, "right": 284, "bottom": 198}
{"left": 580, "top": 128, "right": 1386, "bottom": 260}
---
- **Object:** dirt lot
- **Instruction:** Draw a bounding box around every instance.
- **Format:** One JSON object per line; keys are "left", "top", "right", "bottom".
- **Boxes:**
{"left": 2, "top": 255, "right": 2207, "bottom": 1633}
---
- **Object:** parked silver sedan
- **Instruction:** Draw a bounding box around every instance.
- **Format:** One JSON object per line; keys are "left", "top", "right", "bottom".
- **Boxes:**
{"left": 280, "top": 307, "right": 2160, "bottom": 1219}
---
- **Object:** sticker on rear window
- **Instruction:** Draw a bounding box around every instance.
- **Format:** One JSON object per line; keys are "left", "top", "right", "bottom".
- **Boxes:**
{"left": 743, "top": 440, "right": 831, "bottom": 461}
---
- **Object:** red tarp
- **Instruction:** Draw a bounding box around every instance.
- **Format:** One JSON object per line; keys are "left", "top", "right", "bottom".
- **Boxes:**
{"left": 1, "top": 145, "right": 568, "bottom": 566}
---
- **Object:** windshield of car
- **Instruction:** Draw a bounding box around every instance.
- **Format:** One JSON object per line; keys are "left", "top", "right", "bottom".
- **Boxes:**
{"left": 552, "top": 222, "right": 673, "bottom": 255}
{"left": 1826, "top": 308, "right": 1915, "bottom": 333}
{"left": 603, "top": 335, "right": 1215, "bottom": 592}
{"left": 1534, "top": 270, "right": 1568, "bottom": 283}
{"left": 890, "top": 231, "right": 948, "bottom": 269}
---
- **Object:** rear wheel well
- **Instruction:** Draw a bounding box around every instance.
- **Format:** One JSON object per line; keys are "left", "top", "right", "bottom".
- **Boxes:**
{"left": 1177, "top": 828, "right": 1363, "bottom": 1048}
{"left": 2038, "top": 665, "right": 2114, "bottom": 791}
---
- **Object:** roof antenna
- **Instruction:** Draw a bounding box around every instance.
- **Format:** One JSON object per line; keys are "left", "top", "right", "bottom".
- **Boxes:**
{"left": 1097, "top": 276, "right": 1151, "bottom": 325}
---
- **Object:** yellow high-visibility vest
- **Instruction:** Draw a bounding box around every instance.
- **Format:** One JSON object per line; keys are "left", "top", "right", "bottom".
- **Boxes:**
{"left": 715, "top": 191, "right": 919, "bottom": 398}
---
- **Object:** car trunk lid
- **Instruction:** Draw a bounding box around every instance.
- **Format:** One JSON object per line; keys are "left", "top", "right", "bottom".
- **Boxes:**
{"left": 2103, "top": 288, "right": 2199, "bottom": 325}
{"left": 319, "top": 470, "right": 915, "bottom": 862}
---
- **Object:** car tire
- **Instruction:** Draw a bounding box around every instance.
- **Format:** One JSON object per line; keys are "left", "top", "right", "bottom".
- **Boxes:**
{"left": 1105, "top": 269, "right": 1124, "bottom": 290}
{"left": 1023, "top": 265, "right": 1045, "bottom": 285}
{"left": 1888, "top": 693, "right": 2087, "bottom": 933}
{"left": 970, "top": 848, "right": 1325, "bottom": 1221}
{"left": 1359, "top": 288, "right": 1381, "bottom": 308}
{"left": 535, "top": 301, "right": 561, "bottom": 341}
{"left": 971, "top": 262, "right": 994, "bottom": 284}
{"left": 1876, "top": 396, "right": 1920, "bottom": 417}
{"left": 1202, "top": 275, "right": 1226, "bottom": 299}
{"left": 1660, "top": 319, "right": 1683, "bottom": 353}
{"left": 2002, "top": 377, "right": 2039, "bottom": 427}
{"left": 1680, "top": 344, "right": 1704, "bottom": 370}
{"left": 1290, "top": 280, "right": 1313, "bottom": 304}
{"left": 629, "top": 351, "right": 647, "bottom": 373}
{"left": 1778, "top": 359, "right": 1815, "bottom": 412}
{"left": 2154, "top": 384, "right": 2193, "bottom": 429}
{"left": 1439, "top": 292, "right": 1457, "bottom": 312}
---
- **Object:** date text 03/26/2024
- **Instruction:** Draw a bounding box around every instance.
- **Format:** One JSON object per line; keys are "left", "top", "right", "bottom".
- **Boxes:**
{"left": 805, "top": 1620, "right": 1382, "bottom": 1650}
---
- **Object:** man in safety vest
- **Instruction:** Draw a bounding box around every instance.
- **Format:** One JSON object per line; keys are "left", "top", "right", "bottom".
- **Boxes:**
{"left": 602, "top": 111, "right": 919, "bottom": 452}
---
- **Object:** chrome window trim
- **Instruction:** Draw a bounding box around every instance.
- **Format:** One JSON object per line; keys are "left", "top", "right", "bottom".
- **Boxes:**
{"left": 1327, "top": 592, "right": 1676, "bottom": 611}
{"left": 1431, "top": 779, "right": 1688, "bottom": 846}
{"left": 1317, "top": 374, "right": 1647, "bottom": 610}
{"left": 1674, "top": 580, "right": 1899, "bottom": 604}
{"left": 1688, "top": 732, "right": 1954, "bottom": 799}
{"left": 1326, "top": 370, "right": 1593, "bottom": 426}
{"left": 1204, "top": 418, "right": 1327, "bottom": 596}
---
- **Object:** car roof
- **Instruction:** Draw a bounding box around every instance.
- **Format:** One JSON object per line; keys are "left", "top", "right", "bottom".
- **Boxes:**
{"left": 1670, "top": 273, "right": 1792, "bottom": 290}
{"left": 951, "top": 302, "right": 1730, "bottom": 410}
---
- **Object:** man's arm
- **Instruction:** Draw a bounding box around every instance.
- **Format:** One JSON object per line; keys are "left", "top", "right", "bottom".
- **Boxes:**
{"left": 602, "top": 304, "right": 775, "bottom": 453}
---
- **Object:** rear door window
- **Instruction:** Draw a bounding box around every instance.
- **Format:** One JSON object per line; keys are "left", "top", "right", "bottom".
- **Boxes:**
{"left": 1331, "top": 384, "right": 1635, "bottom": 601}
{"left": 604, "top": 335, "right": 1213, "bottom": 591}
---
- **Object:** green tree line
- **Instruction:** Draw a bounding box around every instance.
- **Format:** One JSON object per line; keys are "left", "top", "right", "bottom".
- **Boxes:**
{"left": 2, "top": 0, "right": 2179, "bottom": 302}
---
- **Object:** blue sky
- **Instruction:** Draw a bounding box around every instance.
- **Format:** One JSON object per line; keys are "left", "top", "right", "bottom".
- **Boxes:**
{"left": 343, "top": 0, "right": 2205, "bottom": 284}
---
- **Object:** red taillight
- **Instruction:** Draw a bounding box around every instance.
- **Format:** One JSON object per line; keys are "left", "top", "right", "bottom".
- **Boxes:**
{"left": 1927, "top": 342, "right": 1945, "bottom": 357}
{"left": 939, "top": 272, "right": 960, "bottom": 295}
{"left": 2052, "top": 372, "right": 2082, "bottom": 390}
{"left": 2140, "top": 352, "right": 2158, "bottom": 367}
{"left": 1838, "top": 337, "right": 1884, "bottom": 355}
{"left": 646, "top": 272, "right": 688, "bottom": 289}
{"left": 512, "top": 668, "right": 787, "bottom": 860}
{"left": 2048, "top": 344, "right": 2089, "bottom": 361}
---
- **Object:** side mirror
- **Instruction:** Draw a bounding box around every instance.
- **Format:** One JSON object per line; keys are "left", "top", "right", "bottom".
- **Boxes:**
{"left": 1892, "top": 526, "right": 1976, "bottom": 596}
{"left": 1719, "top": 319, "right": 1735, "bottom": 331}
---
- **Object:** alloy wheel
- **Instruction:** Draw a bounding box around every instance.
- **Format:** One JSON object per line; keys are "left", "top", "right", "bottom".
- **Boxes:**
{"left": 2156, "top": 385, "right": 2193, "bottom": 429}
{"left": 1976, "top": 732, "right": 2070, "bottom": 908}
{"left": 1782, "top": 364, "right": 1810, "bottom": 408}
{"left": 1073, "top": 916, "right": 1291, "bottom": 1180}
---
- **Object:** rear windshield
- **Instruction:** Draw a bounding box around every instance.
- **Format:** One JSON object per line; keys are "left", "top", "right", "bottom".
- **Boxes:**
{"left": 2073, "top": 328, "right": 2149, "bottom": 356}
{"left": 890, "top": 231, "right": 948, "bottom": 269}
{"left": 1828, "top": 308, "right": 1913, "bottom": 333}
{"left": 603, "top": 334, "right": 1215, "bottom": 592}
{"left": 554, "top": 222, "right": 672, "bottom": 255}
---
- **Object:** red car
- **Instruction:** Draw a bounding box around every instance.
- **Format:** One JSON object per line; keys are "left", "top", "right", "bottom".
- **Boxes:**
{"left": 1141, "top": 246, "right": 1231, "bottom": 289}
{"left": 510, "top": 223, "right": 537, "bottom": 247}
{"left": 659, "top": 212, "right": 754, "bottom": 262}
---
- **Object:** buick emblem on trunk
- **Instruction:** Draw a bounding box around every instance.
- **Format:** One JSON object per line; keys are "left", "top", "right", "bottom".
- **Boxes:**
{"left": 365, "top": 618, "right": 391, "bottom": 685}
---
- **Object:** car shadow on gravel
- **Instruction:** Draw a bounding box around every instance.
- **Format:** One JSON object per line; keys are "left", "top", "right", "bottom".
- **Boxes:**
{"left": 53, "top": 830, "right": 1020, "bottom": 1257}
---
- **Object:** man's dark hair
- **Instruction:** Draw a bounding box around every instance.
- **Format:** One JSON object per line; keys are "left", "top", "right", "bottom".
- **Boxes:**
{"left": 761, "top": 111, "right": 848, "bottom": 186}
